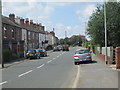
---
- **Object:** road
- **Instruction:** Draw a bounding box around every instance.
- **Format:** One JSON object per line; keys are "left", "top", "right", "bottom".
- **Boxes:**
{"left": 1, "top": 47, "right": 78, "bottom": 88}
{"left": 1, "top": 47, "right": 118, "bottom": 88}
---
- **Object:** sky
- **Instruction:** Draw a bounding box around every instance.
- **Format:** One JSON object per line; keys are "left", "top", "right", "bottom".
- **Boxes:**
{"left": 2, "top": 0, "right": 104, "bottom": 39}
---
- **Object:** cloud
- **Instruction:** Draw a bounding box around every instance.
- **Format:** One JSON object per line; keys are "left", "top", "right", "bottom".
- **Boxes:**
{"left": 76, "top": 4, "right": 96, "bottom": 22}
{"left": 83, "top": 4, "right": 96, "bottom": 16}
{"left": 54, "top": 24, "right": 85, "bottom": 39}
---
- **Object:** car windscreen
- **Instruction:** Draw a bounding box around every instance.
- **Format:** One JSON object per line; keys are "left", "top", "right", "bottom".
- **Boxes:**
{"left": 75, "top": 50, "right": 89, "bottom": 54}
{"left": 38, "top": 49, "right": 43, "bottom": 52}
{"left": 28, "top": 50, "right": 36, "bottom": 53}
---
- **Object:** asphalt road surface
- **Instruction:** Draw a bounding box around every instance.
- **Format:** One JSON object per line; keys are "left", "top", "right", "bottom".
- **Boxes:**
{"left": 1, "top": 47, "right": 118, "bottom": 88}
{"left": 1, "top": 47, "right": 78, "bottom": 88}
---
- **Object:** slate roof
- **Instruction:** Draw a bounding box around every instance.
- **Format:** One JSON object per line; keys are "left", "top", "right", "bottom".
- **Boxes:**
{"left": 2, "top": 15, "right": 45, "bottom": 34}
{"left": 2, "top": 16, "right": 21, "bottom": 28}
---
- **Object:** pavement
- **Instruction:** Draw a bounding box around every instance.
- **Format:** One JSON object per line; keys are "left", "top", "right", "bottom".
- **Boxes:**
{"left": 76, "top": 54, "right": 119, "bottom": 88}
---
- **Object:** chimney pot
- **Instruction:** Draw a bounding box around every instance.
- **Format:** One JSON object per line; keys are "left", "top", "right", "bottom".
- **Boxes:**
{"left": 25, "top": 18, "right": 29, "bottom": 26}
{"left": 9, "top": 13, "right": 15, "bottom": 21}
{"left": 20, "top": 18, "right": 24, "bottom": 25}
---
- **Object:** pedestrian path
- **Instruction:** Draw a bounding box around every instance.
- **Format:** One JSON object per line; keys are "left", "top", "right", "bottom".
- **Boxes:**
{"left": 77, "top": 54, "right": 119, "bottom": 88}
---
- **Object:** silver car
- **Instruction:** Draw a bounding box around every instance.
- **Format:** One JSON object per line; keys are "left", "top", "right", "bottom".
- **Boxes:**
{"left": 74, "top": 48, "right": 92, "bottom": 65}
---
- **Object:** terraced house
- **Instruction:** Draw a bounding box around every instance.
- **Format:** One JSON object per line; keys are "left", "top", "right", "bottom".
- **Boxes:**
{"left": 2, "top": 14, "right": 24, "bottom": 61}
{"left": 2, "top": 14, "right": 59, "bottom": 62}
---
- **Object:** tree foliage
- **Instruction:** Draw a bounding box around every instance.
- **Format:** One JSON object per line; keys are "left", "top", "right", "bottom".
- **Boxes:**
{"left": 87, "top": 1, "right": 120, "bottom": 47}
{"left": 59, "top": 35, "right": 82, "bottom": 46}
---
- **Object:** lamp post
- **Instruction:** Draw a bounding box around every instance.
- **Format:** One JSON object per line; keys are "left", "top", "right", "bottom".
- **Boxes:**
{"left": 65, "top": 31, "right": 67, "bottom": 45}
{"left": 104, "top": 0, "right": 108, "bottom": 64}
{"left": 85, "top": 22, "right": 87, "bottom": 48}
{"left": 0, "top": 0, "right": 4, "bottom": 68}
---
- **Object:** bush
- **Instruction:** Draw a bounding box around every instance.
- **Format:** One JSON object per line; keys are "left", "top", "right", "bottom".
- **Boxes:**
{"left": 3, "top": 49, "right": 12, "bottom": 62}
{"left": 19, "top": 52, "right": 24, "bottom": 58}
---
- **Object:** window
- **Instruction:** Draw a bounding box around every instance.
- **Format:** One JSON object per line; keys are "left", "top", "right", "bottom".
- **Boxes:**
{"left": 36, "top": 34, "right": 38, "bottom": 39}
{"left": 18, "top": 30, "right": 20, "bottom": 40}
{"left": 4, "top": 27, "right": 7, "bottom": 38}
{"left": 12, "top": 29, "right": 15, "bottom": 38}
{"left": 33, "top": 33, "right": 34, "bottom": 40}
{"left": 28, "top": 31, "right": 30, "bottom": 40}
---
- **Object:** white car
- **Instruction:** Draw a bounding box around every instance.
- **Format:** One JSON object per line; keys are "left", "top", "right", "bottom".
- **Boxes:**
{"left": 74, "top": 48, "right": 92, "bottom": 65}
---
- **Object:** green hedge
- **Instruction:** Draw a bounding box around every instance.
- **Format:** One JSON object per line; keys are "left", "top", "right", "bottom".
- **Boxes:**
{"left": 3, "top": 49, "right": 12, "bottom": 62}
{"left": 19, "top": 52, "right": 24, "bottom": 58}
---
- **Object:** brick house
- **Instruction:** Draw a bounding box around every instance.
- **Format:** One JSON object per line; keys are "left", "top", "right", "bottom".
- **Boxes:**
{"left": 15, "top": 15, "right": 46, "bottom": 51}
{"left": 2, "top": 14, "right": 24, "bottom": 60}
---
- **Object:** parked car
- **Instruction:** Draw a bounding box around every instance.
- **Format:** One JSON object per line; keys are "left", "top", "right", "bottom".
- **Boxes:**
{"left": 53, "top": 45, "right": 62, "bottom": 51}
{"left": 73, "top": 48, "right": 92, "bottom": 65}
{"left": 26, "top": 50, "right": 41, "bottom": 59}
{"left": 62, "top": 45, "right": 69, "bottom": 51}
{"left": 35, "top": 49, "right": 47, "bottom": 57}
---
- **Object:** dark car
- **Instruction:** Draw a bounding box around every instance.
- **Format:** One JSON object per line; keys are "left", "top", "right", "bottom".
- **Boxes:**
{"left": 36, "top": 49, "right": 47, "bottom": 57}
{"left": 62, "top": 45, "right": 69, "bottom": 51}
{"left": 26, "top": 50, "right": 40, "bottom": 59}
{"left": 53, "top": 45, "right": 62, "bottom": 51}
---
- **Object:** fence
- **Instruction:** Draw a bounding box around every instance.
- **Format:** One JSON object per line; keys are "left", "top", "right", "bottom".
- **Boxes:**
{"left": 95, "top": 46, "right": 115, "bottom": 64}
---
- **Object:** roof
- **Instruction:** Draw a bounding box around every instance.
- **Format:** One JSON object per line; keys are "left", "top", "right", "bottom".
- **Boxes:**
{"left": 2, "top": 16, "right": 21, "bottom": 28}
{"left": 2, "top": 16, "right": 45, "bottom": 34}
{"left": 20, "top": 25, "right": 45, "bottom": 34}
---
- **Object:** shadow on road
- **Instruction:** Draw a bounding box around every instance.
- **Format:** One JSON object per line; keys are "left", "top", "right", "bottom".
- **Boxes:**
{"left": 77, "top": 60, "right": 98, "bottom": 65}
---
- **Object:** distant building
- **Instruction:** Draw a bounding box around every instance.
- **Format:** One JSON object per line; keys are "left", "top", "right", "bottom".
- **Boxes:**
{"left": 79, "top": 35, "right": 85, "bottom": 42}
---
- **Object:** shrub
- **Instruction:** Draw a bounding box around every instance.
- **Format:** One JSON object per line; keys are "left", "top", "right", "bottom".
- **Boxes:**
{"left": 3, "top": 49, "right": 12, "bottom": 62}
{"left": 19, "top": 52, "right": 24, "bottom": 58}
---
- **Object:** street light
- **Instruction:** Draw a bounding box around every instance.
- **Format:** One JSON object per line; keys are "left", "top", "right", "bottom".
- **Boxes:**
{"left": 104, "top": 0, "right": 108, "bottom": 64}
{"left": 85, "top": 22, "right": 87, "bottom": 48}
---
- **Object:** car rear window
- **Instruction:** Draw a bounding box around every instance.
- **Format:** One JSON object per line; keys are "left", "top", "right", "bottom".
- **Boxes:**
{"left": 28, "top": 50, "right": 36, "bottom": 53}
{"left": 75, "top": 50, "right": 89, "bottom": 54}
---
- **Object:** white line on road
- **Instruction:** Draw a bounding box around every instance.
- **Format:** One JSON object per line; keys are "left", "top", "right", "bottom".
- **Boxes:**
{"left": 53, "top": 58, "right": 56, "bottom": 60}
{"left": 0, "top": 81, "right": 8, "bottom": 86}
{"left": 47, "top": 60, "right": 52, "bottom": 63}
{"left": 72, "top": 65, "right": 80, "bottom": 88}
{"left": 37, "top": 64, "right": 45, "bottom": 68}
{"left": 57, "top": 55, "right": 59, "bottom": 58}
{"left": 18, "top": 70, "right": 33, "bottom": 77}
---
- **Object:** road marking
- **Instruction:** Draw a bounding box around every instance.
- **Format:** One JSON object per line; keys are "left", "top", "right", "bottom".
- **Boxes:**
{"left": 18, "top": 70, "right": 33, "bottom": 77}
{"left": 47, "top": 60, "right": 52, "bottom": 63}
{"left": 37, "top": 64, "right": 45, "bottom": 68}
{"left": 72, "top": 65, "right": 80, "bottom": 88}
{"left": 57, "top": 56, "right": 59, "bottom": 58}
{"left": 0, "top": 81, "right": 7, "bottom": 86}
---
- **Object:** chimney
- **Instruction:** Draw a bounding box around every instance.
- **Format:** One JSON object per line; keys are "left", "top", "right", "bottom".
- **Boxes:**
{"left": 20, "top": 18, "right": 24, "bottom": 25}
{"left": 30, "top": 20, "right": 33, "bottom": 27}
{"left": 42, "top": 26, "right": 45, "bottom": 31}
{"left": 9, "top": 14, "right": 15, "bottom": 21}
{"left": 25, "top": 18, "right": 29, "bottom": 26}
{"left": 50, "top": 31, "right": 55, "bottom": 36}
{"left": 33, "top": 23, "right": 37, "bottom": 28}
{"left": 36, "top": 24, "right": 39, "bottom": 29}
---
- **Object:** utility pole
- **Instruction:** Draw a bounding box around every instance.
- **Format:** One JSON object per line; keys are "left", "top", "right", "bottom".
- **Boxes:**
{"left": 65, "top": 31, "right": 67, "bottom": 45}
{"left": 0, "top": 0, "right": 4, "bottom": 68}
{"left": 85, "top": 22, "right": 87, "bottom": 48}
{"left": 104, "top": 0, "right": 108, "bottom": 64}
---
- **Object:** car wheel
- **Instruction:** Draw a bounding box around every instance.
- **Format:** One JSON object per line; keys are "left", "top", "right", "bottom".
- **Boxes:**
{"left": 74, "top": 62, "right": 77, "bottom": 65}
{"left": 26, "top": 57, "right": 28, "bottom": 59}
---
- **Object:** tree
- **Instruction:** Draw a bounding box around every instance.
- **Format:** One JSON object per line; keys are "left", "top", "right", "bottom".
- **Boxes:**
{"left": 87, "top": 1, "right": 120, "bottom": 47}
